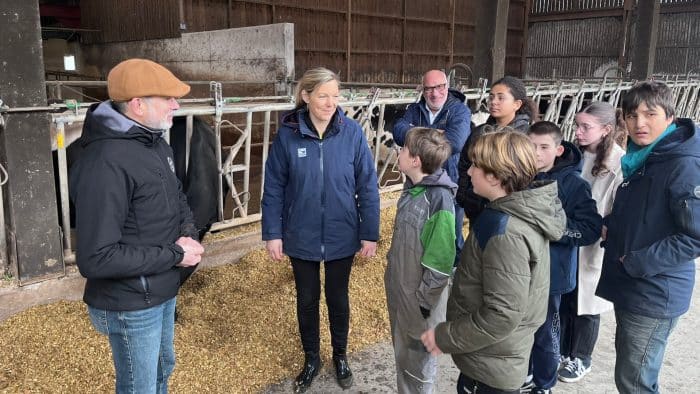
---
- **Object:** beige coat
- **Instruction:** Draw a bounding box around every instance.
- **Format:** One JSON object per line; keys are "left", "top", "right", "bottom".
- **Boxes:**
{"left": 577, "top": 144, "right": 625, "bottom": 315}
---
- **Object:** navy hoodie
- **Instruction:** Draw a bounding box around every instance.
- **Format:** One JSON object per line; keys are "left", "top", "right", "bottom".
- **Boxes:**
{"left": 535, "top": 141, "right": 602, "bottom": 295}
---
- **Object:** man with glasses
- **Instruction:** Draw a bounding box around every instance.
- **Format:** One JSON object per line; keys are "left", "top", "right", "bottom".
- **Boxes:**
{"left": 393, "top": 69, "right": 472, "bottom": 266}
{"left": 70, "top": 58, "right": 204, "bottom": 393}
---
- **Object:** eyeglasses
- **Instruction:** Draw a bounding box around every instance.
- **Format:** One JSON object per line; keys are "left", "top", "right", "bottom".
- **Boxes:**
{"left": 422, "top": 83, "right": 447, "bottom": 93}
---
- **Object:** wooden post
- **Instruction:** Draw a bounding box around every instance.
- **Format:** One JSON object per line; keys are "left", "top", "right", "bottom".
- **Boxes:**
{"left": 629, "top": 0, "right": 661, "bottom": 80}
{"left": 472, "top": 0, "right": 510, "bottom": 82}
{"left": 0, "top": 1, "right": 65, "bottom": 283}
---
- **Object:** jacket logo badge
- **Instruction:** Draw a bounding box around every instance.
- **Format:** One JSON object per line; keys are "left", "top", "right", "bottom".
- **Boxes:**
{"left": 297, "top": 148, "right": 307, "bottom": 158}
{"left": 167, "top": 157, "right": 175, "bottom": 173}
{"left": 694, "top": 185, "right": 700, "bottom": 199}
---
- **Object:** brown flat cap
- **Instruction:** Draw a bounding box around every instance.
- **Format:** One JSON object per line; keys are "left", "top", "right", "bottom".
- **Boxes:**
{"left": 107, "top": 58, "right": 191, "bottom": 101}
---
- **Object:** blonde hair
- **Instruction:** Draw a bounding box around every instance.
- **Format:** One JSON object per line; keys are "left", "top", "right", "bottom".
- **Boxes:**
{"left": 469, "top": 126, "right": 538, "bottom": 193}
{"left": 294, "top": 67, "right": 341, "bottom": 108}
{"left": 403, "top": 127, "right": 451, "bottom": 174}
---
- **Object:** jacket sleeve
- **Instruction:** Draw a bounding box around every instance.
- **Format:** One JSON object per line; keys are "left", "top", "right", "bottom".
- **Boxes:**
{"left": 557, "top": 176, "right": 603, "bottom": 247}
{"left": 392, "top": 104, "right": 418, "bottom": 147}
{"left": 434, "top": 233, "right": 531, "bottom": 354}
{"left": 623, "top": 159, "right": 700, "bottom": 278}
{"left": 72, "top": 161, "right": 185, "bottom": 280}
{"left": 261, "top": 131, "right": 288, "bottom": 241}
{"left": 456, "top": 127, "right": 489, "bottom": 221}
{"left": 176, "top": 176, "right": 199, "bottom": 240}
{"left": 444, "top": 105, "right": 471, "bottom": 156}
{"left": 455, "top": 139, "right": 472, "bottom": 208}
{"left": 416, "top": 199, "right": 456, "bottom": 311}
{"left": 354, "top": 126, "right": 381, "bottom": 241}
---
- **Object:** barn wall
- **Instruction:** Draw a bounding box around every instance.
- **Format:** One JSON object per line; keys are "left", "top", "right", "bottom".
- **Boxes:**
{"left": 654, "top": 9, "right": 700, "bottom": 75}
{"left": 526, "top": 0, "right": 700, "bottom": 78}
{"left": 179, "top": 0, "right": 526, "bottom": 83}
{"left": 80, "top": 0, "right": 181, "bottom": 43}
{"left": 78, "top": 0, "right": 528, "bottom": 83}
{"left": 80, "top": 23, "right": 294, "bottom": 96}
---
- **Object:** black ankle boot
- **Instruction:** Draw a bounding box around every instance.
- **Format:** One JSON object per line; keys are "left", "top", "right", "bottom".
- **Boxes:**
{"left": 333, "top": 354, "right": 354, "bottom": 389}
{"left": 294, "top": 352, "right": 321, "bottom": 393}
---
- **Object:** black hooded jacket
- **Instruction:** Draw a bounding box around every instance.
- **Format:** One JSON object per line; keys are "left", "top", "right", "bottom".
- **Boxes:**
{"left": 456, "top": 113, "right": 531, "bottom": 222}
{"left": 69, "top": 102, "right": 198, "bottom": 311}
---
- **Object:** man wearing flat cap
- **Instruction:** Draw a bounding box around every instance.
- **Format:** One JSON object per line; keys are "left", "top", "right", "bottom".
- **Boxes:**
{"left": 69, "top": 58, "right": 204, "bottom": 393}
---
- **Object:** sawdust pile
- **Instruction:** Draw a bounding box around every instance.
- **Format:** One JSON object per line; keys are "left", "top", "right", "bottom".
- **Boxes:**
{"left": 0, "top": 206, "right": 399, "bottom": 393}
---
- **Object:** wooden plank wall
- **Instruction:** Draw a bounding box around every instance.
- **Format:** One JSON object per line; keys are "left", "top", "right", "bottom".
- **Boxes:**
{"left": 526, "top": 0, "right": 700, "bottom": 78}
{"left": 78, "top": 0, "right": 528, "bottom": 83}
{"left": 80, "top": 0, "right": 180, "bottom": 44}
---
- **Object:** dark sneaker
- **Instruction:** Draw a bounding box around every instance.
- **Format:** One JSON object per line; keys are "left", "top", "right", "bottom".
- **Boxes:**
{"left": 532, "top": 389, "right": 551, "bottom": 394}
{"left": 294, "top": 354, "right": 321, "bottom": 393}
{"left": 558, "top": 355, "right": 570, "bottom": 370}
{"left": 333, "top": 355, "right": 354, "bottom": 389}
{"left": 520, "top": 374, "right": 534, "bottom": 393}
{"left": 558, "top": 357, "right": 592, "bottom": 383}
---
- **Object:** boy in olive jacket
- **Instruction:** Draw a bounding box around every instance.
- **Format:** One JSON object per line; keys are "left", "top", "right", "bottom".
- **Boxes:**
{"left": 421, "top": 128, "right": 566, "bottom": 393}
{"left": 385, "top": 127, "right": 456, "bottom": 393}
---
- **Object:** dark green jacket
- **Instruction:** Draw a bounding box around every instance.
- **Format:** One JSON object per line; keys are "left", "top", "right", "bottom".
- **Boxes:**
{"left": 435, "top": 180, "right": 566, "bottom": 390}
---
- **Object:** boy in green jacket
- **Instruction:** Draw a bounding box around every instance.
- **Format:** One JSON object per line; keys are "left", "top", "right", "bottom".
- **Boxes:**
{"left": 421, "top": 128, "right": 566, "bottom": 393}
{"left": 385, "top": 127, "right": 456, "bottom": 393}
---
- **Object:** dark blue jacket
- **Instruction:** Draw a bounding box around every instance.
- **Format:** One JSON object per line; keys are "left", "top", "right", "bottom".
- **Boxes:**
{"left": 597, "top": 118, "right": 700, "bottom": 318}
{"left": 535, "top": 141, "right": 603, "bottom": 295}
{"left": 261, "top": 107, "right": 380, "bottom": 261}
{"left": 392, "top": 89, "right": 471, "bottom": 184}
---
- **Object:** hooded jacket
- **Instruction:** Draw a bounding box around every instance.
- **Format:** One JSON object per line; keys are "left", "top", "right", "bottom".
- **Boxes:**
{"left": 597, "top": 118, "right": 700, "bottom": 319}
{"left": 69, "top": 101, "right": 198, "bottom": 311}
{"left": 534, "top": 141, "right": 602, "bottom": 295}
{"left": 434, "top": 181, "right": 566, "bottom": 391}
{"left": 456, "top": 113, "right": 531, "bottom": 221}
{"left": 261, "top": 107, "right": 380, "bottom": 261}
{"left": 385, "top": 169, "right": 457, "bottom": 337}
{"left": 392, "top": 89, "right": 472, "bottom": 185}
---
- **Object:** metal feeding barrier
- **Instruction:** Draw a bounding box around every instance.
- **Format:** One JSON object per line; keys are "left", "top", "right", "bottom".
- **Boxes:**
{"left": 43, "top": 76, "right": 700, "bottom": 260}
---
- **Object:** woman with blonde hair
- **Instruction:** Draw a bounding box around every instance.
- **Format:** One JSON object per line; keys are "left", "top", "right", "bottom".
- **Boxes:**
{"left": 261, "top": 67, "right": 380, "bottom": 392}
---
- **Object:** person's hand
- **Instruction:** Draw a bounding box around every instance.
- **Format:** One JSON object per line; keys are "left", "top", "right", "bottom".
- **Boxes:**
{"left": 176, "top": 237, "right": 203, "bottom": 267}
{"left": 266, "top": 239, "right": 285, "bottom": 261}
{"left": 359, "top": 240, "right": 377, "bottom": 257}
{"left": 601, "top": 225, "right": 608, "bottom": 241}
{"left": 619, "top": 255, "right": 626, "bottom": 263}
{"left": 420, "top": 329, "right": 443, "bottom": 356}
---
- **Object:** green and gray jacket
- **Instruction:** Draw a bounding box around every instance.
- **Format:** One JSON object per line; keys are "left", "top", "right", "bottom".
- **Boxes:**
{"left": 385, "top": 169, "right": 457, "bottom": 333}
{"left": 434, "top": 180, "right": 566, "bottom": 391}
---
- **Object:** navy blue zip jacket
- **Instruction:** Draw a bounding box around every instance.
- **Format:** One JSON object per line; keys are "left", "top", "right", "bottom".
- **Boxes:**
{"left": 535, "top": 141, "right": 603, "bottom": 295}
{"left": 261, "top": 107, "right": 380, "bottom": 261}
{"left": 392, "top": 89, "right": 471, "bottom": 184}
{"left": 69, "top": 102, "right": 198, "bottom": 311}
{"left": 597, "top": 118, "right": 700, "bottom": 318}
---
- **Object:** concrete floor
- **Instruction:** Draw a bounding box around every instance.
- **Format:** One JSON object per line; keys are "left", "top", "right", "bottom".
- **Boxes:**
{"left": 264, "top": 265, "right": 700, "bottom": 393}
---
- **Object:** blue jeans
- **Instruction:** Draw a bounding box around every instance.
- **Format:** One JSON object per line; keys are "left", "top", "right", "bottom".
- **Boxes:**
{"left": 88, "top": 297, "right": 177, "bottom": 394}
{"left": 614, "top": 309, "right": 678, "bottom": 394}
{"left": 530, "top": 293, "right": 561, "bottom": 389}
